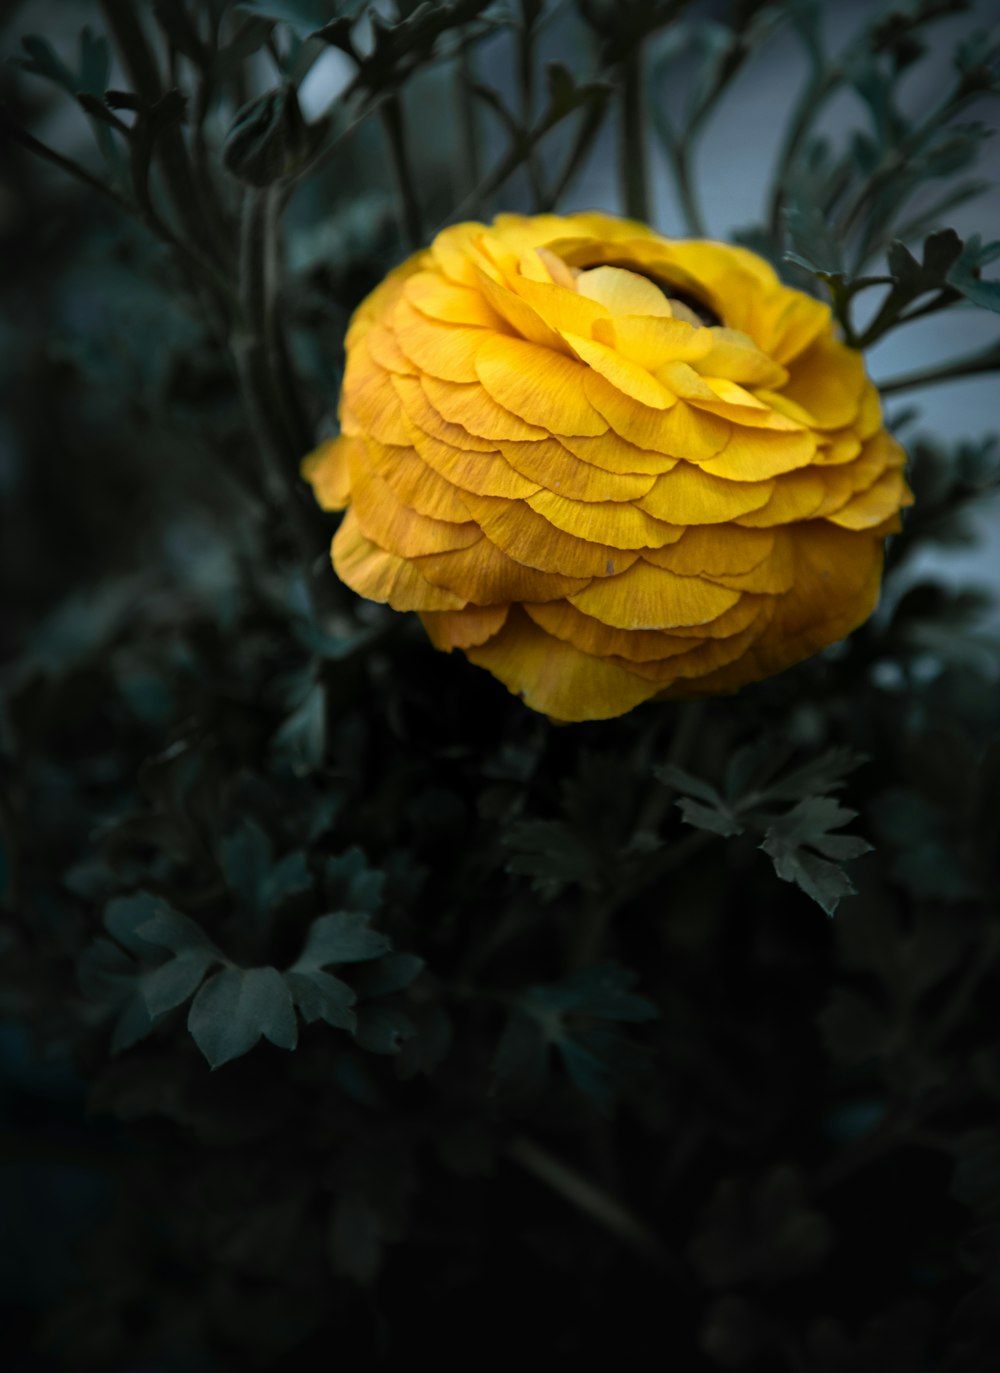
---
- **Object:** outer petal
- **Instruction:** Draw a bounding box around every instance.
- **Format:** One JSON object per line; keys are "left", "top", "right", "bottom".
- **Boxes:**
{"left": 302, "top": 436, "right": 352, "bottom": 511}
{"left": 568, "top": 560, "right": 741, "bottom": 630}
{"left": 333, "top": 510, "right": 466, "bottom": 611}
{"left": 466, "top": 609, "right": 660, "bottom": 722}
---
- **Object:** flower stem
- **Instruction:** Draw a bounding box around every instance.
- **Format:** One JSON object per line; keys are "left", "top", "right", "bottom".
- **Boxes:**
{"left": 665, "top": 140, "right": 707, "bottom": 238}
{"left": 620, "top": 46, "right": 649, "bottom": 223}
{"left": 380, "top": 93, "right": 422, "bottom": 249}
{"left": 98, "top": 0, "right": 229, "bottom": 266}
{"left": 877, "top": 339, "right": 1000, "bottom": 395}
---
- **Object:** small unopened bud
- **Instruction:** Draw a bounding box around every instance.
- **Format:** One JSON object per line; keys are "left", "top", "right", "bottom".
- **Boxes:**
{"left": 223, "top": 85, "right": 309, "bottom": 187}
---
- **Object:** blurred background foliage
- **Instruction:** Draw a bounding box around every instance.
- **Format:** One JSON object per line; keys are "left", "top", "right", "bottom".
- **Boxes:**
{"left": 1, "top": 0, "right": 1000, "bottom": 1368}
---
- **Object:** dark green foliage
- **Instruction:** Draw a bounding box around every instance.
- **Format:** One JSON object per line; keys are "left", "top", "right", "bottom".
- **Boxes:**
{"left": 2, "top": 0, "right": 1000, "bottom": 1369}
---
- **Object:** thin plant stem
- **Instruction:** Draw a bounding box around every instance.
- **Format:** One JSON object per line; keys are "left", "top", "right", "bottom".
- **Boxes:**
{"left": 768, "top": 66, "right": 837, "bottom": 240}
{"left": 457, "top": 43, "right": 481, "bottom": 205}
{"left": 517, "top": 9, "right": 547, "bottom": 211}
{"left": 380, "top": 93, "right": 422, "bottom": 249}
{"left": 544, "top": 97, "right": 608, "bottom": 210}
{"left": 664, "top": 139, "right": 707, "bottom": 238}
{"left": 877, "top": 341, "right": 1000, "bottom": 396}
{"left": 620, "top": 46, "right": 649, "bottom": 223}
{"left": 99, "top": 0, "right": 229, "bottom": 267}
{"left": 507, "top": 1135, "right": 670, "bottom": 1265}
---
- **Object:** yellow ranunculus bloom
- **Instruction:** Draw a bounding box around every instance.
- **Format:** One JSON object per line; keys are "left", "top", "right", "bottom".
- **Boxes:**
{"left": 303, "top": 212, "right": 912, "bottom": 722}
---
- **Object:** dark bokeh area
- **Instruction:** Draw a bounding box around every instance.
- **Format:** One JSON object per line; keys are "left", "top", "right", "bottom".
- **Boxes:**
{"left": 2, "top": 2, "right": 1000, "bottom": 1370}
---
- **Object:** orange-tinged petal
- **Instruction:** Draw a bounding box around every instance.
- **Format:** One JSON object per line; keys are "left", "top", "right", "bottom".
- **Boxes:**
{"left": 563, "top": 330, "right": 679, "bottom": 409}
{"left": 333, "top": 510, "right": 466, "bottom": 611}
{"left": 735, "top": 468, "right": 829, "bottom": 526}
{"left": 414, "top": 535, "right": 590, "bottom": 604}
{"left": 422, "top": 375, "right": 549, "bottom": 442}
{"left": 568, "top": 559, "right": 741, "bottom": 630}
{"left": 559, "top": 430, "right": 679, "bottom": 476}
{"left": 366, "top": 323, "right": 416, "bottom": 375}
{"left": 404, "top": 419, "right": 540, "bottom": 499}
{"left": 466, "top": 608, "right": 659, "bottom": 722}
{"left": 460, "top": 492, "right": 638, "bottom": 578}
{"left": 828, "top": 469, "right": 913, "bottom": 530}
{"left": 392, "top": 374, "right": 495, "bottom": 452}
{"left": 342, "top": 344, "right": 412, "bottom": 446}
{"left": 675, "top": 523, "right": 883, "bottom": 693}
{"left": 403, "top": 270, "right": 505, "bottom": 327}
{"left": 524, "top": 600, "right": 700, "bottom": 663}
{"left": 646, "top": 525, "right": 774, "bottom": 577}
{"left": 697, "top": 427, "right": 817, "bottom": 481}
{"left": 638, "top": 463, "right": 774, "bottom": 524}
{"left": 701, "top": 528, "right": 796, "bottom": 593}
{"left": 585, "top": 375, "right": 729, "bottom": 460}
{"left": 761, "top": 293, "right": 832, "bottom": 365}
{"left": 420, "top": 604, "right": 509, "bottom": 650}
{"left": 815, "top": 433, "right": 863, "bottom": 466}
{"left": 527, "top": 488, "right": 683, "bottom": 550}
{"left": 615, "top": 611, "right": 773, "bottom": 685}
{"left": 497, "top": 438, "right": 658, "bottom": 502}
{"left": 302, "top": 436, "right": 352, "bottom": 511}
{"left": 348, "top": 445, "right": 480, "bottom": 558}
{"left": 363, "top": 439, "right": 472, "bottom": 523}
{"left": 475, "top": 335, "right": 608, "bottom": 436}
{"left": 389, "top": 298, "right": 487, "bottom": 383}
{"left": 782, "top": 333, "right": 866, "bottom": 429}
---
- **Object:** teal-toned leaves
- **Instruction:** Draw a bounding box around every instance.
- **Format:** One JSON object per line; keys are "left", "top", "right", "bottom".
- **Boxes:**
{"left": 760, "top": 799, "right": 873, "bottom": 917}
{"left": 188, "top": 966, "right": 298, "bottom": 1066}
{"left": 493, "top": 964, "right": 658, "bottom": 1113}
{"left": 17, "top": 28, "right": 110, "bottom": 99}
{"left": 293, "top": 910, "right": 390, "bottom": 967}
{"left": 659, "top": 744, "right": 871, "bottom": 915}
{"left": 947, "top": 234, "right": 1000, "bottom": 313}
{"left": 504, "top": 819, "right": 601, "bottom": 899}
{"left": 220, "top": 820, "right": 312, "bottom": 922}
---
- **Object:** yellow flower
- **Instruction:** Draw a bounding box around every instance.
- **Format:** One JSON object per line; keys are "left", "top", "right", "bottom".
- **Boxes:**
{"left": 303, "top": 212, "right": 912, "bottom": 722}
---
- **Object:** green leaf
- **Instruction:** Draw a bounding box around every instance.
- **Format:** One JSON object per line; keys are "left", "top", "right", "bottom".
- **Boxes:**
{"left": 676, "top": 797, "right": 744, "bottom": 838}
{"left": 504, "top": 819, "right": 600, "bottom": 900}
{"left": 292, "top": 911, "right": 390, "bottom": 969}
{"left": 18, "top": 28, "right": 110, "bottom": 99}
{"left": 654, "top": 763, "right": 724, "bottom": 807}
{"left": 324, "top": 847, "right": 385, "bottom": 914}
{"left": 534, "top": 964, "right": 659, "bottom": 1023}
{"left": 187, "top": 967, "right": 298, "bottom": 1068}
{"left": 140, "top": 949, "right": 217, "bottom": 1020}
{"left": 493, "top": 964, "right": 658, "bottom": 1110}
{"left": 284, "top": 969, "right": 356, "bottom": 1030}
{"left": 760, "top": 798, "right": 872, "bottom": 916}
{"left": 947, "top": 234, "right": 1000, "bottom": 313}
{"left": 235, "top": 0, "right": 354, "bottom": 31}
{"left": 104, "top": 892, "right": 176, "bottom": 958}
{"left": 221, "top": 821, "right": 312, "bottom": 919}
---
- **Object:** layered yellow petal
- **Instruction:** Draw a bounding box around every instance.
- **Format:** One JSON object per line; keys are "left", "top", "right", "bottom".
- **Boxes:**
{"left": 475, "top": 335, "right": 608, "bottom": 436}
{"left": 466, "top": 609, "right": 659, "bottom": 723}
{"left": 568, "top": 560, "right": 741, "bottom": 630}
